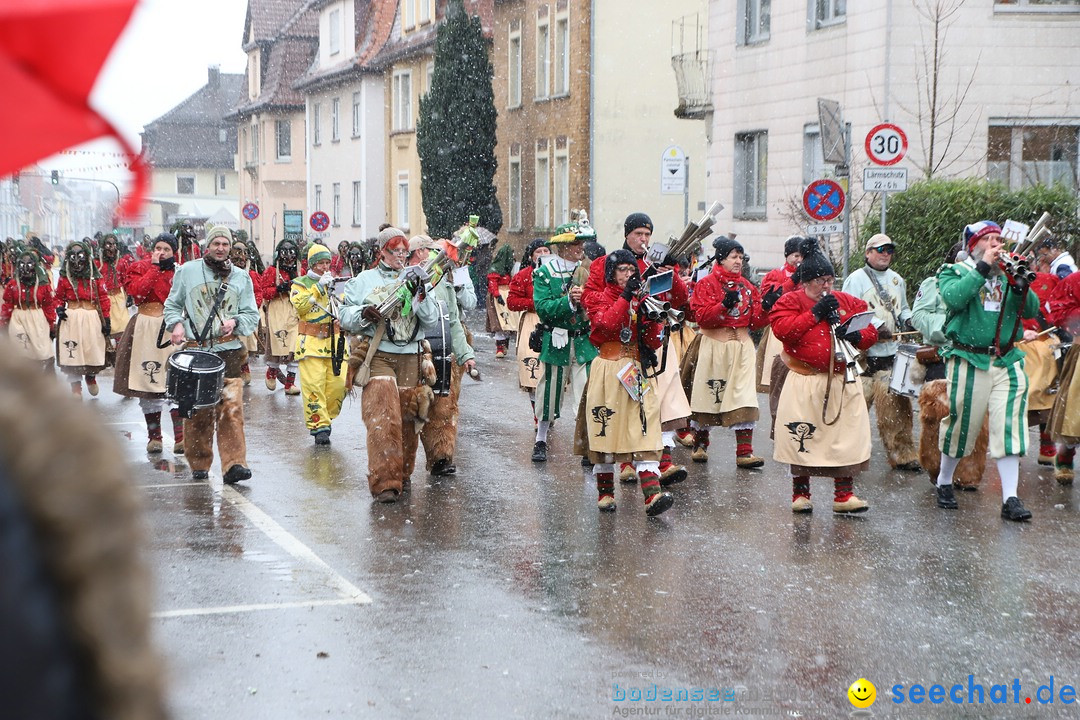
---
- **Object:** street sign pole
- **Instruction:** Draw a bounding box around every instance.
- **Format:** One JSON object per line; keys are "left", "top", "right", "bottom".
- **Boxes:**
{"left": 843, "top": 122, "right": 851, "bottom": 279}
{"left": 684, "top": 156, "right": 690, "bottom": 227}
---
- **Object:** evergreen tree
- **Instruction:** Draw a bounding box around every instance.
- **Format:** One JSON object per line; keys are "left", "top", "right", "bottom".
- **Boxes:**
{"left": 416, "top": 0, "right": 502, "bottom": 238}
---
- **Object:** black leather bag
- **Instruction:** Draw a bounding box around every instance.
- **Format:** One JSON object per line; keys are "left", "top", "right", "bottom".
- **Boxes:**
{"left": 528, "top": 323, "right": 547, "bottom": 353}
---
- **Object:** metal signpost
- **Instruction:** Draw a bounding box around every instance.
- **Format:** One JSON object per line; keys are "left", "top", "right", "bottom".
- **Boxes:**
{"left": 661, "top": 145, "right": 689, "bottom": 225}
{"left": 817, "top": 99, "right": 852, "bottom": 277}
{"left": 242, "top": 202, "right": 259, "bottom": 246}
{"left": 865, "top": 123, "right": 908, "bottom": 234}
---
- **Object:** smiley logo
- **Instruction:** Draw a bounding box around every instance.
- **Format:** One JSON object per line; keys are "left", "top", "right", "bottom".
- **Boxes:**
{"left": 848, "top": 678, "right": 876, "bottom": 709}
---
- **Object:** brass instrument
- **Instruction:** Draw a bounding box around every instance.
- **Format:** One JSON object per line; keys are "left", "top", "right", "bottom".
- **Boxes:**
{"left": 645, "top": 201, "right": 724, "bottom": 268}
{"left": 356, "top": 240, "right": 464, "bottom": 331}
{"left": 824, "top": 292, "right": 866, "bottom": 384}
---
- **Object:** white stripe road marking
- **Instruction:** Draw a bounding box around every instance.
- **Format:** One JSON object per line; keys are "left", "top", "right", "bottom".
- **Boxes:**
{"left": 154, "top": 597, "right": 366, "bottom": 619}
{"left": 143, "top": 482, "right": 205, "bottom": 489}
{"left": 219, "top": 484, "right": 372, "bottom": 604}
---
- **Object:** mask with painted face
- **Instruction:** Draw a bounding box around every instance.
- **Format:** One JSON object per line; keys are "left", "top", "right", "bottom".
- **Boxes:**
{"left": 229, "top": 243, "right": 249, "bottom": 269}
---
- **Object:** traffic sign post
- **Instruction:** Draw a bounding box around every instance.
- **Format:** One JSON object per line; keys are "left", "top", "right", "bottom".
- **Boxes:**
{"left": 865, "top": 123, "right": 908, "bottom": 166}
{"left": 802, "top": 179, "right": 846, "bottom": 222}
{"left": 806, "top": 222, "right": 844, "bottom": 236}
{"left": 862, "top": 167, "right": 908, "bottom": 193}
{"left": 242, "top": 202, "right": 260, "bottom": 220}
{"left": 660, "top": 145, "right": 689, "bottom": 225}
{"left": 310, "top": 211, "right": 330, "bottom": 233}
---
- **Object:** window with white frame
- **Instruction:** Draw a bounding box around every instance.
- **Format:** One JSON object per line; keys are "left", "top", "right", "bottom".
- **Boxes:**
{"left": 802, "top": 123, "right": 826, "bottom": 185}
{"left": 994, "top": 0, "right": 1080, "bottom": 8}
{"left": 402, "top": 0, "right": 415, "bottom": 29}
{"left": 314, "top": 184, "right": 322, "bottom": 211}
{"left": 397, "top": 174, "right": 410, "bottom": 230}
{"left": 313, "top": 103, "right": 321, "bottom": 145}
{"left": 419, "top": 0, "right": 433, "bottom": 24}
{"left": 740, "top": 0, "right": 771, "bottom": 44}
{"left": 251, "top": 122, "right": 260, "bottom": 163}
{"left": 553, "top": 149, "right": 569, "bottom": 226}
{"left": 352, "top": 181, "right": 362, "bottom": 225}
{"left": 988, "top": 123, "right": 1078, "bottom": 190}
{"left": 535, "top": 10, "right": 550, "bottom": 100}
{"left": 554, "top": 11, "right": 569, "bottom": 95}
{"left": 241, "top": 127, "right": 247, "bottom": 161}
{"left": 350, "top": 92, "right": 361, "bottom": 137}
{"left": 508, "top": 147, "right": 522, "bottom": 230}
{"left": 508, "top": 25, "right": 522, "bottom": 107}
{"left": 392, "top": 71, "right": 413, "bottom": 131}
{"left": 275, "top": 119, "right": 291, "bottom": 160}
{"left": 535, "top": 144, "right": 551, "bottom": 229}
{"left": 329, "top": 7, "right": 341, "bottom": 54}
{"left": 331, "top": 97, "right": 340, "bottom": 141}
{"left": 734, "top": 131, "right": 768, "bottom": 219}
{"left": 176, "top": 175, "right": 195, "bottom": 195}
{"left": 219, "top": 173, "right": 226, "bottom": 191}
{"left": 811, "top": 0, "right": 846, "bottom": 28}
{"left": 425, "top": 61, "right": 434, "bottom": 96}
{"left": 332, "top": 183, "right": 341, "bottom": 226}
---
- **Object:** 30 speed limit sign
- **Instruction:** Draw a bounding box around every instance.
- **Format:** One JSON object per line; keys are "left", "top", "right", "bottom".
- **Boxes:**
{"left": 865, "top": 123, "right": 908, "bottom": 166}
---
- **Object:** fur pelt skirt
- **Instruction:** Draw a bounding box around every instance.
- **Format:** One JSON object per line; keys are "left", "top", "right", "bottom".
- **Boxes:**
{"left": 918, "top": 378, "right": 988, "bottom": 489}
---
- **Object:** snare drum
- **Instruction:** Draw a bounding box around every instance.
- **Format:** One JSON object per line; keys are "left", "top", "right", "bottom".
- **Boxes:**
{"left": 166, "top": 350, "right": 225, "bottom": 418}
{"left": 888, "top": 343, "right": 923, "bottom": 398}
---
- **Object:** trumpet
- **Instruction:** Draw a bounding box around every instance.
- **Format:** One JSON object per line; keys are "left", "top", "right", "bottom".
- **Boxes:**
{"left": 355, "top": 240, "right": 462, "bottom": 330}
{"left": 823, "top": 293, "right": 866, "bottom": 384}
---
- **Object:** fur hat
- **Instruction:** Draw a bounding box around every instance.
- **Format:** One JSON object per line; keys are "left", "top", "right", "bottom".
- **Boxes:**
{"left": 784, "top": 235, "right": 804, "bottom": 257}
{"left": 712, "top": 236, "right": 743, "bottom": 263}
{"left": 377, "top": 226, "right": 407, "bottom": 250}
{"left": 963, "top": 221, "right": 1001, "bottom": 253}
{"left": 623, "top": 212, "right": 653, "bottom": 237}
{"left": 605, "top": 249, "right": 639, "bottom": 284}
{"left": 307, "top": 243, "right": 331, "bottom": 265}
{"left": 792, "top": 238, "right": 834, "bottom": 284}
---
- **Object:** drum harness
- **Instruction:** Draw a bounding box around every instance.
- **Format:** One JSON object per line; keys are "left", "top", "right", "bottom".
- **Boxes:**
{"left": 155, "top": 272, "right": 231, "bottom": 350}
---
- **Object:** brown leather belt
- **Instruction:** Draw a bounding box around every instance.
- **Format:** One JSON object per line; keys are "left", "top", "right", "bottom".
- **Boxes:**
{"left": 67, "top": 300, "right": 98, "bottom": 310}
{"left": 299, "top": 320, "right": 338, "bottom": 339}
{"left": 598, "top": 341, "right": 639, "bottom": 361}
{"left": 700, "top": 326, "right": 750, "bottom": 343}
{"left": 138, "top": 302, "right": 164, "bottom": 316}
{"left": 185, "top": 334, "right": 236, "bottom": 349}
{"left": 781, "top": 351, "right": 843, "bottom": 376}
{"left": 952, "top": 342, "right": 992, "bottom": 355}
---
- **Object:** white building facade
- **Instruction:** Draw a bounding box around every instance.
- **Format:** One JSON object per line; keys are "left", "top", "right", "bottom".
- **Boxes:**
{"left": 708, "top": 0, "right": 1080, "bottom": 270}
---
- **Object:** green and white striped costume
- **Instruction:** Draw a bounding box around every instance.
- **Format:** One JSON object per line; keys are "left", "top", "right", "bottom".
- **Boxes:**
{"left": 936, "top": 257, "right": 1039, "bottom": 459}
{"left": 533, "top": 259, "right": 597, "bottom": 422}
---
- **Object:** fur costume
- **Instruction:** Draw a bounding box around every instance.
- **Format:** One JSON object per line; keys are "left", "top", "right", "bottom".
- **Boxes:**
{"left": 0, "top": 342, "right": 167, "bottom": 720}
{"left": 862, "top": 370, "right": 920, "bottom": 468}
{"left": 361, "top": 378, "right": 433, "bottom": 494}
{"left": 420, "top": 362, "right": 464, "bottom": 470}
{"left": 184, "top": 377, "right": 247, "bottom": 474}
{"left": 918, "top": 379, "right": 988, "bottom": 489}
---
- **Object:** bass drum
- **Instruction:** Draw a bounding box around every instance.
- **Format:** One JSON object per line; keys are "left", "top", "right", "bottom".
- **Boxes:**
{"left": 427, "top": 300, "right": 453, "bottom": 397}
{"left": 166, "top": 350, "right": 225, "bottom": 418}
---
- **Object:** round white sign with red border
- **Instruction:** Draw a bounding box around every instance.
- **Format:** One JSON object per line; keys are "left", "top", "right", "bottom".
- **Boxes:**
{"left": 865, "top": 123, "right": 908, "bottom": 166}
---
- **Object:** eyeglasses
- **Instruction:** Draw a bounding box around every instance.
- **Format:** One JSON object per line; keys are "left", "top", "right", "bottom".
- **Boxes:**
{"left": 873, "top": 245, "right": 896, "bottom": 255}
{"left": 387, "top": 248, "right": 409, "bottom": 257}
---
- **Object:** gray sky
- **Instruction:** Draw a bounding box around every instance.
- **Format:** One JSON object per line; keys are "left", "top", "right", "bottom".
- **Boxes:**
{"left": 48, "top": 0, "right": 248, "bottom": 178}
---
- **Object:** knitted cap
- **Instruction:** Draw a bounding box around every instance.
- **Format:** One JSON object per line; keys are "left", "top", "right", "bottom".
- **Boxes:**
{"left": 378, "top": 226, "right": 407, "bottom": 249}
{"left": 963, "top": 221, "right": 1001, "bottom": 252}
{"left": 624, "top": 212, "right": 653, "bottom": 237}
{"left": 307, "top": 243, "right": 331, "bottom": 265}
{"left": 205, "top": 226, "right": 232, "bottom": 244}
{"left": 712, "top": 236, "right": 743, "bottom": 263}
{"left": 154, "top": 232, "right": 178, "bottom": 253}
{"left": 792, "top": 238, "right": 834, "bottom": 284}
{"left": 784, "top": 235, "right": 804, "bottom": 257}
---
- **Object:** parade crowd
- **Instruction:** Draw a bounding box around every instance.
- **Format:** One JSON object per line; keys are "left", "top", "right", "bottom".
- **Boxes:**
{"left": 3, "top": 212, "right": 1078, "bottom": 521}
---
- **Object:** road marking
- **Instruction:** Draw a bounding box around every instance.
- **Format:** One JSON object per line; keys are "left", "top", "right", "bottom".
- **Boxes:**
{"left": 143, "top": 482, "right": 205, "bottom": 489}
{"left": 220, "top": 484, "right": 372, "bottom": 604}
{"left": 154, "top": 597, "right": 366, "bottom": 619}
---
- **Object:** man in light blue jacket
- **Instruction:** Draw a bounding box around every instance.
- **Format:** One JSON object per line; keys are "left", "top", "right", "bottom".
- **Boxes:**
{"left": 340, "top": 227, "right": 439, "bottom": 503}
{"left": 164, "top": 227, "right": 260, "bottom": 484}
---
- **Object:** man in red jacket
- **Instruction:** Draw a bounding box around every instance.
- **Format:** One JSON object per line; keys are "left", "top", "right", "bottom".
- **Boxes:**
{"left": 770, "top": 240, "right": 877, "bottom": 514}
{"left": 1046, "top": 270, "right": 1080, "bottom": 483}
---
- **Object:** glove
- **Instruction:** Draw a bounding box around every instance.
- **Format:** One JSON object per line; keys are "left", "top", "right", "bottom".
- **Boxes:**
{"left": 811, "top": 294, "right": 839, "bottom": 322}
{"left": 722, "top": 289, "right": 740, "bottom": 309}
{"left": 840, "top": 329, "right": 862, "bottom": 346}
{"left": 495, "top": 293, "right": 506, "bottom": 305}
{"left": 902, "top": 318, "right": 915, "bottom": 333}
{"left": 56, "top": 305, "right": 67, "bottom": 322}
{"left": 1010, "top": 276, "right": 1030, "bottom": 295}
{"left": 641, "top": 344, "right": 659, "bottom": 370}
{"left": 621, "top": 276, "right": 642, "bottom": 301}
{"left": 158, "top": 257, "right": 175, "bottom": 272}
{"left": 318, "top": 272, "right": 334, "bottom": 287}
{"left": 49, "top": 325, "right": 57, "bottom": 340}
{"left": 101, "top": 319, "right": 111, "bottom": 336}
{"left": 361, "top": 305, "right": 383, "bottom": 323}
{"left": 761, "top": 285, "right": 783, "bottom": 311}
{"left": 277, "top": 282, "right": 291, "bottom": 295}
{"left": 877, "top": 327, "right": 893, "bottom": 341}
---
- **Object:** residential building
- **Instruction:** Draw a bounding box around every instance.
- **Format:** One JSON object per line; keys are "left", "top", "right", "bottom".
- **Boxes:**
{"left": 294, "top": 0, "right": 393, "bottom": 246}
{"left": 367, "top": 0, "right": 494, "bottom": 236}
{"left": 141, "top": 66, "right": 244, "bottom": 236}
{"left": 708, "top": 0, "right": 1080, "bottom": 270}
{"left": 492, "top": 0, "right": 708, "bottom": 256}
{"left": 233, "top": 0, "right": 319, "bottom": 258}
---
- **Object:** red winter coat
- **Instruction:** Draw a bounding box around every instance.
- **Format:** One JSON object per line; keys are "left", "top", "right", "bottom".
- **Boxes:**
{"left": 770, "top": 289, "right": 877, "bottom": 373}
{"left": 506, "top": 266, "right": 536, "bottom": 312}
{"left": 691, "top": 267, "right": 768, "bottom": 331}
{"left": 761, "top": 262, "right": 799, "bottom": 296}
{"left": 1046, "top": 271, "right": 1080, "bottom": 333}
{"left": 1, "top": 280, "right": 58, "bottom": 327}
{"left": 55, "top": 277, "right": 110, "bottom": 319}
{"left": 261, "top": 266, "right": 297, "bottom": 305}
{"left": 1022, "top": 272, "right": 1059, "bottom": 332}
{"left": 582, "top": 252, "right": 689, "bottom": 311}
{"left": 96, "top": 257, "right": 133, "bottom": 293}
{"left": 584, "top": 283, "right": 664, "bottom": 350}
{"left": 124, "top": 261, "right": 175, "bottom": 305}
{"left": 487, "top": 272, "right": 511, "bottom": 299}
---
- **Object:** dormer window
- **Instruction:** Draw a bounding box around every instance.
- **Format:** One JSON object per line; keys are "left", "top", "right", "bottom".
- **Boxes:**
{"left": 329, "top": 7, "right": 341, "bottom": 55}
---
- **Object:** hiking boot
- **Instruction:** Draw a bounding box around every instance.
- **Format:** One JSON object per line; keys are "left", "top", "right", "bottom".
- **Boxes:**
{"left": 223, "top": 465, "right": 252, "bottom": 484}
{"left": 833, "top": 495, "right": 869, "bottom": 514}
{"left": 173, "top": 440, "right": 185, "bottom": 455}
{"left": 644, "top": 491, "right": 674, "bottom": 517}
{"left": 146, "top": 439, "right": 163, "bottom": 453}
{"left": 531, "top": 441, "right": 547, "bottom": 462}
{"left": 495, "top": 340, "right": 508, "bottom": 358}
{"left": 936, "top": 484, "right": 958, "bottom": 509}
{"left": 241, "top": 363, "right": 252, "bottom": 386}
{"left": 736, "top": 454, "right": 765, "bottom": 469}
{"left": 659, "top": 461, "right": 687, "bottom": 487}
{"left": 1038, "top": 447, "right": 1057, "bottom": 466}
{"left": 1001, "top": 496, "right": 1032, "bottom": 522}
{"left": 691, "top": 445, "right": 709, "bottom": 463}
{"left": 791, "top": 496, "right": 813, "bottom": 513}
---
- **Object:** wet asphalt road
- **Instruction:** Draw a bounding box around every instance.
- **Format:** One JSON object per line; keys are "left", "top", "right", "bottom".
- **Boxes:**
{"left": 90, "top": 327, "right": 1080, "bottom": 719}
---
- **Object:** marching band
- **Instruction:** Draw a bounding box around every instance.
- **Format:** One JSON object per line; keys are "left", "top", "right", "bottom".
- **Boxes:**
{"left": 2, "top": 206, "right": 1078, "bottom": 523}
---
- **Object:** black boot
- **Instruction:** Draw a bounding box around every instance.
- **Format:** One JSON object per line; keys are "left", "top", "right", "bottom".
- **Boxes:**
{"left": 431, "top": 458, "right": 456, "bottom": 476}
{"left": 936, "top": 484, "right": 958, "bottom": 509}
{"left": 531, "top": 441, "right": 547, "bottom": 462}
{"left": 1001, "top": 496, "right": 1032, "bottom": 522}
